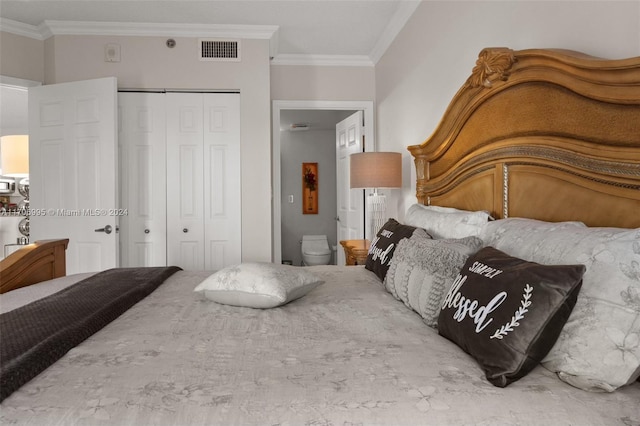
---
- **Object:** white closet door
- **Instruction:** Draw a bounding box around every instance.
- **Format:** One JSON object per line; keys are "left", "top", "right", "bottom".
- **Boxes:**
{"left": 118, "top": 92, "right": 167, "bottom": 267}
{"left": 166, "top": 93, "right": 206, "bottom": 270}
{"left": 203, "top": 94, "right": 241, "bottom": 269}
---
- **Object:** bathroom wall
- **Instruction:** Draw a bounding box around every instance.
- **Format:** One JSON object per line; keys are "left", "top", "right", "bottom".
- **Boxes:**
{"left": 280, "top": 128, "right": 338, "bottom": 266}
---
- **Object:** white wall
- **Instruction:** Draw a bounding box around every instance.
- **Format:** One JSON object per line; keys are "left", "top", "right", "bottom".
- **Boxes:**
{"left": 271, "top": 65, "right": 375, "bottom": 101}
{"left": 40, "top": 34, "right": 272, "bottom": 262}
{"left": 0, "top": 32, "right": 44, "bottom": 82}
{"left": 375, "top": 1, "right": 640, "bottom": 220}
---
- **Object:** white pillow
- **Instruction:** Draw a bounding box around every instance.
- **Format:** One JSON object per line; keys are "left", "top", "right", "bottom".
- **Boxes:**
{"left": 481, "top": 218, "right": 640, "bottom": 392}
{"left": 194, "top": 263, "right": 324, "bottom": 309}
{"left": 404, "top": 204, "right": 491, "bottom": 239}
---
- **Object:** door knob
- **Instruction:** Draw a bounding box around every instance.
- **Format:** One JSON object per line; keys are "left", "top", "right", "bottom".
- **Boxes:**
{"left": 144, "top": 229, "right": 150, "bottom": 234}
{"left": 94, "top": 225, "right": 113, "bottom": 234}
{"left": 335, "top": 217, "right": 340, "bottom": 222}
{"left": 183, "top": 228, "right": 189, "bottom": 233}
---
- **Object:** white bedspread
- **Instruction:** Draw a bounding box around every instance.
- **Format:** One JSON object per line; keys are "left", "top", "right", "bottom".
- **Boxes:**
{"left": 1, "top": 266, "right": 639, "bottom": 425}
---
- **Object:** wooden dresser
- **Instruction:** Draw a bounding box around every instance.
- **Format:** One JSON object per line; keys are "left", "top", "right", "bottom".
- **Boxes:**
{"left": 339, "top": 240, "right": 370, "bottom": 266}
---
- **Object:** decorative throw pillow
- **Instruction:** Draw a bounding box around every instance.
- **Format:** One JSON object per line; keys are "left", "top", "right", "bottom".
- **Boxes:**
{"left": 438, "top": 246, "right": 585, "bottom": 388}
{"left": 404, "top": 204, "right": 492, "bottom": 239}
{"left": 481, "top": 219, "right": 640, "bottom": 391}
{"left": 384, "top": 235, "right": 484, "bottom": 328}
{"left": 194, "top": 263, "right": 324, "bottom": 309}
{"left": 365, "top": 219, "right": 431, "bottom": 281}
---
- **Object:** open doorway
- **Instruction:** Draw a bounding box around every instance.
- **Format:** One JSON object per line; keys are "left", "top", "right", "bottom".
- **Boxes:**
{"left": 279, "top": 109, "right": 354, "bottom": 266}
{"left": 272, "top": 100, "right": 374, "bottom": 265}
{"left": 0, "top": 76, "right": 41, "bottom": 257}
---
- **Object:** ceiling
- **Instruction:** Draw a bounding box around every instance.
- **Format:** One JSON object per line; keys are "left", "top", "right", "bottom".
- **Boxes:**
{"left": 1, "top": 1, "right": 421, "bottom": 140}
{"left": 0, "top": 0, "right": 421, "bottom": 65}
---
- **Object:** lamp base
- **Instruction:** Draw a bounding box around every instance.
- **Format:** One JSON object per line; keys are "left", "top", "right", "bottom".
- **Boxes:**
{"left": 368, "top": 191, "right": 386, "bottom": 239}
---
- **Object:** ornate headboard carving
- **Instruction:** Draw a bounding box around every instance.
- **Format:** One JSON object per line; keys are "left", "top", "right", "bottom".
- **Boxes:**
{"left": 408, "top": 48, "right": 640, "bottom": 228}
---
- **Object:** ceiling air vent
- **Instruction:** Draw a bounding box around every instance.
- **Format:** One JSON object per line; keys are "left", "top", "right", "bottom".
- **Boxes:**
{"left": 200, "top": 39, "right": 240, "bottom": 62}
{"left": 290, "top": 123, "right": 309, "bottom": 132}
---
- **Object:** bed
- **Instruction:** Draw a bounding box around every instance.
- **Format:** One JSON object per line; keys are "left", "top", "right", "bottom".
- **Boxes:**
{"left": 1, "top": 47, "right": 639, "bottom": 426}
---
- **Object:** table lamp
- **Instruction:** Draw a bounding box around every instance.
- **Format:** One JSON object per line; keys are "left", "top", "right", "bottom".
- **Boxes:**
{"left": 350, "top": 152, "right": 402, "bottom": 239}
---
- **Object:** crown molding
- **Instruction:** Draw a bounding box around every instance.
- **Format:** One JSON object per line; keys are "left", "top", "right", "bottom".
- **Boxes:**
{"left": 0, "top": 18, "right": 278, "bottom": 41}
{"left": 268, "top": 0, "right": 421, "bottom": 68}
{"left": 43, "top": 20, "right": 278, "bottom": 39}
{"left": 369, "top": 0, "right": 421, "bottom": 64}
{"left": 0, "top": 18, "right": 46, "bottom": 40}
{"left": 270, "top": 54, "right": 373, "bottom": 67}
{"left": 0, "top": 76, "right": 41, "bottom": 89}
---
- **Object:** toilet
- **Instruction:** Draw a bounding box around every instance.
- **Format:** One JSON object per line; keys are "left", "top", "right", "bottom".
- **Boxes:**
{"left": 301, "top": 235, "right": 332, "bottom": 266}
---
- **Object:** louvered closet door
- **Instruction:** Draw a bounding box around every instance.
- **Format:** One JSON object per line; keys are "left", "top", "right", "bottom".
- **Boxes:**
{"left": 118, "top": 93, "right": 167, "bottom": 267}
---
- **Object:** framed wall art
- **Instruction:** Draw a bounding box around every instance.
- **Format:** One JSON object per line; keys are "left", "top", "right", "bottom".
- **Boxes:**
{"left": 302, "top": 162, "right": 318, "bottom": 214}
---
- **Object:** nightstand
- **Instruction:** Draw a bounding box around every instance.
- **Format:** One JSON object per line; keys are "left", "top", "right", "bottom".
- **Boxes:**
{"left": 339, "top": 239, "right": 370, "bottom": 266}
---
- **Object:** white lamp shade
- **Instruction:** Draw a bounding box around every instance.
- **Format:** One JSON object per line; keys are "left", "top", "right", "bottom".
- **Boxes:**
{"left": 1, "top": 135, "right": 29, "bottom": 177}
{"left": 350, "top": 152, "right": 402, "bottom": 189}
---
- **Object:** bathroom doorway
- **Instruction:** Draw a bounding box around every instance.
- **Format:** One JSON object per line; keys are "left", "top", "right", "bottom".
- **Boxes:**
{"left": 272, "top": 100, "right": 375, "bottom": 265}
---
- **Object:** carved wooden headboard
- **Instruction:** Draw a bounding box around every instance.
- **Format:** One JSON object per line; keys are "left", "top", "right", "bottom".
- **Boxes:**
{"left": 408, "top": 48, "right": 640, "bottom": 228}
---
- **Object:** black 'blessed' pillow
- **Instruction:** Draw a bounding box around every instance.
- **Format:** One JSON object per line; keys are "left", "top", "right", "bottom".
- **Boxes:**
{"left": 437, "top": 246, "right": 585, "bottom": 387}
{"left": 365, "top": 219, "right": 428, "bottom": 281}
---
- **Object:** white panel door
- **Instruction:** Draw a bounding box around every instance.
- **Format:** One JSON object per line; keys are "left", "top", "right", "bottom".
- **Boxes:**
{"left": 118, "top": 92, "right": 167, "bottom": 267}
{"left": 166, "top": 93, "right": 205, "bottom": 270}
{"left": 203, "top": 94, "right": 241, "bottom": 269}
{"left": 29, "top": 77, "right": 118, "bottom": 274}
{"left": 336, "top": 111, "right": 365, "bottom": 266}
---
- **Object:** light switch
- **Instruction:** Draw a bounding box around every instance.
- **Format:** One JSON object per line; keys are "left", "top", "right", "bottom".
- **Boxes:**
{"left": 288, "top": 195, "right": 294, "bottom": 203}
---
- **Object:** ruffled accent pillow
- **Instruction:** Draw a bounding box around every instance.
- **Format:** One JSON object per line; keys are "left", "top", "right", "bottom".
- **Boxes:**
{"left": 384, "top": 235, "right": 484, "bottom": 328}
{"left": 438, "top": 246, "right": 585, "bottom": 388}
{"left": 194, "top": 263, "right": 324, "bottom": 309}
{"left": 365, "top": 219, "right": 431, "bottom": 281}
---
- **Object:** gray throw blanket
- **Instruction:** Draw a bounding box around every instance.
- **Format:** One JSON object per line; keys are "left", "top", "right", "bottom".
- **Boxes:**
{"left": 0, "top": 266, "right": 181, "bottom": 402}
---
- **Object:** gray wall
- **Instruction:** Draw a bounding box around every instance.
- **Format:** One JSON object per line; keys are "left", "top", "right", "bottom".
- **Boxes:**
{"left": 280, "top": 129, "right": 337, "bottom": 266}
